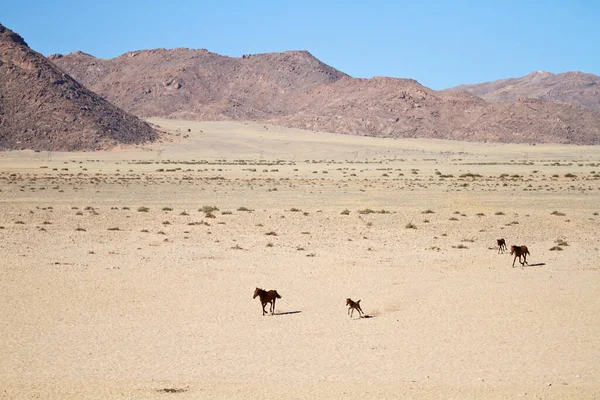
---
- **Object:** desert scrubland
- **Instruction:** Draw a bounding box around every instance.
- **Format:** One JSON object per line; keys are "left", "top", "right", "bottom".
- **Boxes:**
{"left": 1, "top": 120, "right": 599, "bottom": 399}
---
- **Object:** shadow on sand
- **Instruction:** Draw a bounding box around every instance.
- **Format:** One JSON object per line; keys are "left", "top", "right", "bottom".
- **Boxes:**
{"left": 273, "top": 311, "right": 302, "bottom": 316}
{"left": 516, "top": 262, "right": 546, "bottom": 268}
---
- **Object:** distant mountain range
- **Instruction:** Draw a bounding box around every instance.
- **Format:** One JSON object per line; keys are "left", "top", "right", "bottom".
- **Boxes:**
{"left": 50, "top": 49, "right": 600, "bottom": 145}
{"left": 446, "top": 71, "right": 600, "bottom": 112}
{"left": 2, "top": 22, "right": 599, "bottom": 150}
{"left": 0, "top": 24, "right": 156, "bottom": 151}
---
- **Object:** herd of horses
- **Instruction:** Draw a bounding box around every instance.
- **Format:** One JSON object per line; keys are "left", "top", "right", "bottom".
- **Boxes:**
{"left": 254, "top": 239, "right": 532, "bottom": 316}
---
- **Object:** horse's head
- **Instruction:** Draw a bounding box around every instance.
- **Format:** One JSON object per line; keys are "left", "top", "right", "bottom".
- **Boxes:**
{"left": 510, "top": 245, "right": 517, "bottom": 255}
{"left": 253, "top": 287, "right": 261, "bottom": 299}
{"left": 346, "top": 298, "right": 352, "bottom": 306}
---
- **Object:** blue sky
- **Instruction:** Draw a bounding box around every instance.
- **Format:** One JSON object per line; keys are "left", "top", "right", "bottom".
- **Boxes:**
{"left": 3, "top": 0, "right": 598, "bottom": 89}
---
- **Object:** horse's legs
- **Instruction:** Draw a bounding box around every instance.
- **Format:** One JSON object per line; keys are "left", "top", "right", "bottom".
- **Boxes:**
{"left": 261, "top": 302, "right": 267, "bottom": 315}
{"left": 512, "top": 256, "right": 516, "bottom": 267}
{"left": 271, "top": 298, "right": 276, "bottom": 314}
{"left": 348, "top": 307, "right": 351, "bottom": 316}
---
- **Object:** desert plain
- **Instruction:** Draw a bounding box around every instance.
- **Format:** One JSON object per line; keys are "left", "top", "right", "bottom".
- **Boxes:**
{"left": 1, "top": 120, "right": 599, "bottom": 399}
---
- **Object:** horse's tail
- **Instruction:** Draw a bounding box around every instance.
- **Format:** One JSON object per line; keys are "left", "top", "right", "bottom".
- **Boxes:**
{"left": 357, "top": 300, "right": 361, "bottom": 304}
{"left": 526, "top": 248, "right": 531, "bottom": 256}
{"left": 275, "top": 291, "right": 282, "bottom": 299}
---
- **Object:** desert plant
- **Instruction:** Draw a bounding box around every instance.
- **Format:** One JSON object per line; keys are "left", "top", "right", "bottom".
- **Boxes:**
{"left": 341, "top": 209, "right": 350, "bottom": 215}
{"left": 138, "top": 206, "right": 150, "bottom": 212}
{"left": 358, "top": 208, "right": 376, "bottom": 214}
{"left": 200, "top": 205, "right": 219, "bottom": 213}
{"left": 405, "top": 222, "right": 417, "bottom": 229}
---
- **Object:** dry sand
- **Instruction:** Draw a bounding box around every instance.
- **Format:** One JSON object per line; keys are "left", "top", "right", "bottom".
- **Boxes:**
{"left": 1, "top": 120, "right": 599, "bottom": 399}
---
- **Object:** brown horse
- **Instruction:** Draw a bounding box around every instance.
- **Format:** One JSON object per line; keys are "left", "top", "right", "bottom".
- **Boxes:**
{"left": 253, "top": 287, "right": 281, "bottom": 315}
{"left": 346, "top": 298, "right": 364, "bottom": 318}
{"left": 510, "top": 245, "right": 530, "bottom": 267}
{"left": 497, "top": 238, "right": 507, "bottom": 254}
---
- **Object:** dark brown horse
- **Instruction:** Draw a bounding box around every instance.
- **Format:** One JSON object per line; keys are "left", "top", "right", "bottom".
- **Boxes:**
{"left": 253, "top": 287, "right": 281, "bottom": 315}
{"left": 510, "top": 245, "right": 530, "bottom": 267}
{"left": 346, "top": 298, "right": 364, "bottom": 318}
{"left": 497, "top": 238, "right": 507, "bottom": 253}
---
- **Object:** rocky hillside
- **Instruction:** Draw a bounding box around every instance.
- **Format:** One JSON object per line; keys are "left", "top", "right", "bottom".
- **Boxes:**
{"left": 0, "top": 24, "right": 157, "bottom": 151}
{"left": 448, "top": 71, "right": 600, "bottom": 112}
{"left": 49, "top": 49, "right": 348, "bottom": 120}
{"left": 268, "top": 76, "right": 600, "bottom": 144}
{"left": 51, "top": 48, "right": 600, "bottom": 145}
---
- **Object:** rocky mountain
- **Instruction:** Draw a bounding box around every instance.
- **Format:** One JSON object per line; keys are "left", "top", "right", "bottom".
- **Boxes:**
{"left": 268, "top": 76, "right": 600, "bottom": 144}
{"left": 49, "top": 49, "right": 348, "bottom": 120}
{"left": 0, "top": 24, "right": 157, "bottom": 151}
{"left": 50, "top": 48, "right": 600, "bottom": 145}
{"left": 447, "top": 71, "right": 600, "bottom": 112}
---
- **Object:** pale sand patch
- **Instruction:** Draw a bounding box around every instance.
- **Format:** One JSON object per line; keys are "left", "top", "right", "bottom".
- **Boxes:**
{"left": 0, "top": 120, "right": 599, "bottom": 399}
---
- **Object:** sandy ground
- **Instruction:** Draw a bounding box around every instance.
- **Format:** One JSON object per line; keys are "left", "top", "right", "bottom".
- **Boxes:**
{"left": 1, "top": 120, "right": 599, "bottom": 399}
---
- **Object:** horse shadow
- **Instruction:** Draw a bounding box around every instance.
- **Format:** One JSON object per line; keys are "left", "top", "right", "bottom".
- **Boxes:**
{"left": 520, "top": 262, "right": 546, "bottom": 267}
{"left": 273, "top": 311, "right": 302, "bottom": 316}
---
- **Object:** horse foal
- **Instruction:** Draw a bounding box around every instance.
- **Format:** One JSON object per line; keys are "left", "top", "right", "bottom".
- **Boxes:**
{"left": 253, "top": 287, "right": 281, "bottom": 315}
{"left": 346, "top": 298, "right": 364, "bottom": 318}
{"left": 497, "top": 238, "right": 507, "bottom": 254}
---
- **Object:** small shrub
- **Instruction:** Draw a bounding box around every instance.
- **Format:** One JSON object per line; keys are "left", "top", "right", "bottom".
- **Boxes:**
{"left": 495, "top": 211, "right": 505, "bottom": 215}
{"left": 565, "top": 173, "right": 577, "bottom": 178}
{"left": 549, "top": 246, "right": 563, "bottom": 251}
{"left": 550, "top": 211, "right": 566, "bottom": 216}
{"left": 237, "top": 207, "right": 253, "bottom": 212}
{"left": 138, "top": 206, "right": 150, "bottom": 212}
{"left": 358, "top": 209, "right": 376, "bottom": 214}
{"left": 162, "top": 207, "right": 173, "bottom": 211}
{"left": 290, "top": 208, "right": 302, "bottom": 212}
{"left": 405, "top": 222, "right": 417, "bottom": 229}
{"left": 341, "top": 209, "right": 350, "bottom": 215}
{"left": 422, "top": 209, "right": 435, "bottom": 214}
{"left": 265, "top": 231, "right": 278, "bottom": 236}
{"left": 108, "top": 227, "right": 120, "bottom": 231}
{"left": 200, "top": 205, "right": 219, "bottom": 213}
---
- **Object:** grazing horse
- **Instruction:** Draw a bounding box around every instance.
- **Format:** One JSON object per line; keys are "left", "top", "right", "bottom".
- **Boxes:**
{"left": 510, "top": 245, "right": 530, "bottom": 267}
{"left": 346, "top": 298, "right": 364, "bottom": 318}
{"left": 253, "top": 287, "right": 281, "bottom": 315}
{"left": 497, "top": 238, "right": 507, "bottom": 253}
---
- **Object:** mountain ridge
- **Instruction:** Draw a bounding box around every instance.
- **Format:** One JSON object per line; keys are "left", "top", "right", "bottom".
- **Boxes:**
{"left": 44, "top": 46, "right": 600, "bottom": 145}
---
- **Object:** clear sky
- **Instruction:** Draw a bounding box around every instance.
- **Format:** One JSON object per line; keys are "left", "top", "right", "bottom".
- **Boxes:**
{"left": 3, "top": 0, "right": 598, "bottom": 89}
